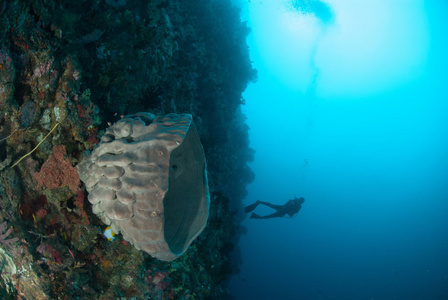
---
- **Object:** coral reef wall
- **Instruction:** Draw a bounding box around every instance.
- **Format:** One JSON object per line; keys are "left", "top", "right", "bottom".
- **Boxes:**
{"left": 0, "top": 0, "right": 256, "bottom": 298}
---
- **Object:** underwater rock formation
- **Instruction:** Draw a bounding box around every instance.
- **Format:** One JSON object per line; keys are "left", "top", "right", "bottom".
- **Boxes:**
{"left": 0, "top": 0, "right": 255, "bottom": 297}
{"left": 77, "top": 113, "right": 210, "bottom": 261}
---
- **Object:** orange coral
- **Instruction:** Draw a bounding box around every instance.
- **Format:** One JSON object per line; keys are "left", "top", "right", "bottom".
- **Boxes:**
{"left": 34, "top": 145, "right": 80, "bottom": 193}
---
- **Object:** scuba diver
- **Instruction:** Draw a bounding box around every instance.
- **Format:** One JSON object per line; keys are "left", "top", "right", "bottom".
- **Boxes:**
{"left": 244, "top": 196, "right": 305, "bottom": 219}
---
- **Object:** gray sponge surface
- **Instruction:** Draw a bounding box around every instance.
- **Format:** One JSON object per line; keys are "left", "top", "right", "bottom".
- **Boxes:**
{"left": 77, "top": 113, "right": 209, "bottom": 261}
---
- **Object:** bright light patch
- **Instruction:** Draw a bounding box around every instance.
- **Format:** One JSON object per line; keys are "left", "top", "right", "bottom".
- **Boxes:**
{"left": 248, "top": 0, "right": 321, "bottom": 92}
{"left": 247, "top": 0, "right": 429, "bottom": 98}
{"left": 281, "top": 11, "right": 317, "bottom": 37}
{"left": 317, "top": 0, "right": 429, "bottom": 97}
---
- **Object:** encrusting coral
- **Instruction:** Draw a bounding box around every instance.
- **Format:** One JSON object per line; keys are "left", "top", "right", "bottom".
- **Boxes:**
{"left": 0, "top": 221, "right": 19, "bottom": 248}
{"left": 34, "top": 144, "right": 80, "bottom": 193}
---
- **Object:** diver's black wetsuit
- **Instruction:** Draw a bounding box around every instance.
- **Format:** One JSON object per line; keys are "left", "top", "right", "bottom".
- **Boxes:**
{"left": 244, "top": 197, "right": 305, "bottom": 219}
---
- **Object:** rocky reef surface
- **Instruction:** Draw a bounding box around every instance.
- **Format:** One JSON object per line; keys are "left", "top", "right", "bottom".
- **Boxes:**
{"left": 0, "top": 0, "right": 256, "bottom": 298}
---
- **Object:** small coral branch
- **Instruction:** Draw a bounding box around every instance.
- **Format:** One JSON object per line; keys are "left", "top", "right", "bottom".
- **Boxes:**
{"left": 10, "top": 122, "right": 60, "bottom": 168}
{"left": 0, "top": 128, "right": 18, "bottom": 142}
{"left": 0, "top": 221, "right": 19, "bottom": 248}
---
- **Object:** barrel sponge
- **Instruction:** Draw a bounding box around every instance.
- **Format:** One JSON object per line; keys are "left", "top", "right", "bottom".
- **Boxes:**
{"left": 77, "top": 113, "right": 210, "bottom": 261}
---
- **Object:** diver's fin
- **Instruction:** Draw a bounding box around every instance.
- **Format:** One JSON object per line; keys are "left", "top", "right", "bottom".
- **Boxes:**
{"left": 250, "top": 212, "right": 260, "bottom": 219}
{"left": 244, "top": 201, "right": 260, "bottom": 213}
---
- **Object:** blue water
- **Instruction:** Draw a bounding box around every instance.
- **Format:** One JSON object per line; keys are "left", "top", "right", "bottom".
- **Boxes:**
{"left": 229, "top": 0, "right": 448, "bottom": 299}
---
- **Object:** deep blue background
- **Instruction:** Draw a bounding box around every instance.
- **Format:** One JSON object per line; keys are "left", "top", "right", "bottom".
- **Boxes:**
{"left": 229, "top": 1, "right": 448, "bottom": 299}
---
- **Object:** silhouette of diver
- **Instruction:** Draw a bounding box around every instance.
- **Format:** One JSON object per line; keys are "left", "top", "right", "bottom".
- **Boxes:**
{"left": 244, "top": 196, "right": 305, "bottom": 219}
